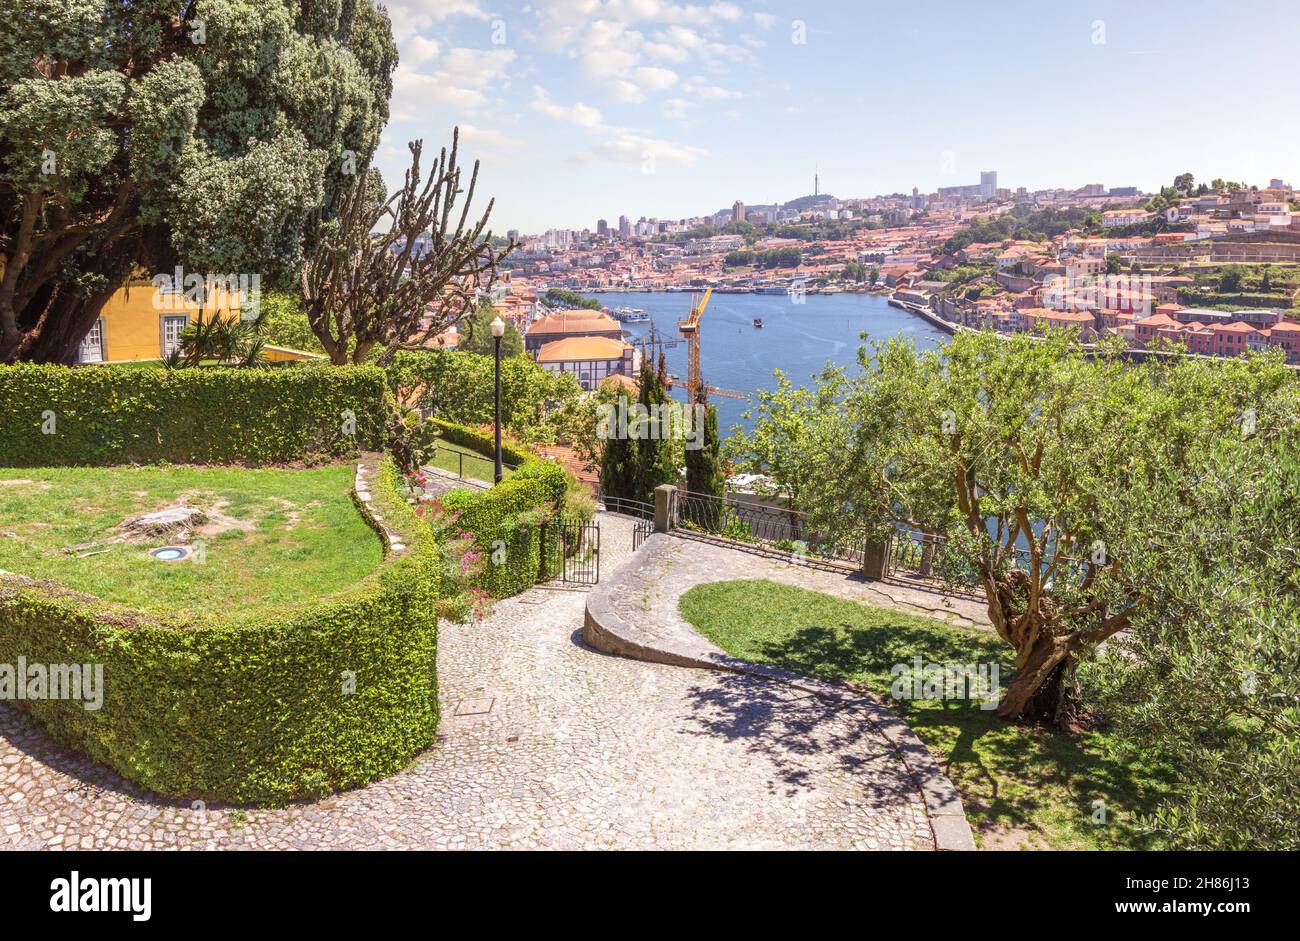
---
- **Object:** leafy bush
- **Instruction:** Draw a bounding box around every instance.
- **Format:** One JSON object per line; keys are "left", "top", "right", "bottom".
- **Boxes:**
{"left": 426, "top": 415, "right": 535, "bottom": 467}
{"left": 387, "top": 349, "right": 581, "bottom": 445}
{"left": 252, "top": 289, "right": 328, "bottom": 355}
{"left": 0, "top": 363, "right": 388, "bottom": 466}
{"left": 0, "top": 458, "right": 440, "bottom": 804}
{"left": 440, "top": 459, "right": 567, "bottom": 598}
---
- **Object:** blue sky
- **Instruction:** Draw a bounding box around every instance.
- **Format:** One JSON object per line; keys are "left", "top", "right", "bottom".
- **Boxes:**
{"left": 377, "top": 0, "right": 1300, "bottom": 234}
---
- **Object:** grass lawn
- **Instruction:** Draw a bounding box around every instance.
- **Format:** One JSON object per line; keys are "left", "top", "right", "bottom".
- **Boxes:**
{"left": 0, "top": 464, "right": 381, "bottom": 618}
{"left": 678, "top": 579, "right": 1171, "bottom": 850}
{"left": 428, "top": 438, "right": 516, "bottom": 482}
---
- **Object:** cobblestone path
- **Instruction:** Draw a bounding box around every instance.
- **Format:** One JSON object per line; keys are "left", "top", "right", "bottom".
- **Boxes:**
{"left": 0, "top": 514, "right": 934, "bottom": 850}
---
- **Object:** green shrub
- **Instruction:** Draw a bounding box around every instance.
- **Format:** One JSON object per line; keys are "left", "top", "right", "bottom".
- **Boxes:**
{"left": 0, "top": 363, "right": 388, "bottom": 466}
{"left": 0, "top": 458, "right": 439, "bottom": 804}
{"left": 441, "top": 459, "right": 567, "bottom": 597}
{"left": 387, "top": 349, "right": 581, "bottom": 445}
{"left": 427, "top": 415, "right": 534, "bottom": 467}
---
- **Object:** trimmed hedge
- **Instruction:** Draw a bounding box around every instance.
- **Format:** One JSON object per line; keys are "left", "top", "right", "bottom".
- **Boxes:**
{"left": 428, "top": 416, "right": 534, "bottom": 467}
{"left": 442, "top": 459, "right": 567, "bottom": 598}
{"left": 0, "top": 457, "right": 440, "bottom": 804}
{"left": 0, "top": 363, "right": 388, "bottom": 466}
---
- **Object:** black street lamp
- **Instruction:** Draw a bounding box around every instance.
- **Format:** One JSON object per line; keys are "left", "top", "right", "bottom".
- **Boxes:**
{"left": 491, "top": 315, "right": 505, "bottom": 484}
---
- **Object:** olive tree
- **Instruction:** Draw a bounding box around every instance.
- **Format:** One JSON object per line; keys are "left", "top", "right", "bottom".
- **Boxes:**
{"left": 730, "top": 329, "right": 1294, "bottom": 727}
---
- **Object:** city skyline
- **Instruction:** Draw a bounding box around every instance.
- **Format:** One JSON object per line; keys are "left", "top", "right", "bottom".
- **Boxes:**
{"left": 377, "top": 0, "right": 1300, "bottom": 233}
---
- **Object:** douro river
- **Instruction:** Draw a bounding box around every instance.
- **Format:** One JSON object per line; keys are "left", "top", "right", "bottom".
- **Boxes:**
{"left": 596, "top": 291, "right": 950, "bottom": 433}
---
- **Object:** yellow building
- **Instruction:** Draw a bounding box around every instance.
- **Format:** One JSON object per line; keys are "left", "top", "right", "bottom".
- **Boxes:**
{"left": 77, "top": 280, "right": 320, "bottom": 364}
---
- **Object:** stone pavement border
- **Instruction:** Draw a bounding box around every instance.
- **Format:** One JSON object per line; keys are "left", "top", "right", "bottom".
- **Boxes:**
{"left": 584, "top": 532, "right": 977, "bottom": 851}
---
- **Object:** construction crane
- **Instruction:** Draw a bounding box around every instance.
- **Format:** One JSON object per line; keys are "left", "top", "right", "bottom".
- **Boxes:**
{"left": 676, "top": 287, "right": 712, "bottom": 404}
{"left": 672, "top": 287, "right": 747, "bottom": 400}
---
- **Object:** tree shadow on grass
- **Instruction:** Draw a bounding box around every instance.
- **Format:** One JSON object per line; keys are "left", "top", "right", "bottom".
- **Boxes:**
{"left": 693, "top": 618, "right": 1167, "bottom": 847}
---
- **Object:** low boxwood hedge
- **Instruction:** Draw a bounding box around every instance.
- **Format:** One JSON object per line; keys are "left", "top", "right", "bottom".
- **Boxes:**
{"left": 0, "top": 458, "right": 440, "bottom": 804}
{"left": 0, "top": 363, "right": 388, "bottom": 466}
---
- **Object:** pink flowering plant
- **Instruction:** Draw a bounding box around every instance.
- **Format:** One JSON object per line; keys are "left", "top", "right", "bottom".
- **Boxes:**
{"left": 402, "top": 473, "right": 492, "bottom": 622}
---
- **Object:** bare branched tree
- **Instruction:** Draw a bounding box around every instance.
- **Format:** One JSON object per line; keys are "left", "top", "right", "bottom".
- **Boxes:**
{"left": 301, "top": 129, "right": 512, "bottom": 364}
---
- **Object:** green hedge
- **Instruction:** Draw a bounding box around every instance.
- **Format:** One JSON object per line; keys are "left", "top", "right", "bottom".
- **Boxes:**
{"left": 428, "top": 416, "right": 534, "bottom": 467}
{"left": 442, "top": 459, "right": 567, "bottom": 597}
{"left": 0, "top": 458, "right": 440, "bottom": 804}
{"left": 0, "top": 363, "right": 388, "bottom": 466}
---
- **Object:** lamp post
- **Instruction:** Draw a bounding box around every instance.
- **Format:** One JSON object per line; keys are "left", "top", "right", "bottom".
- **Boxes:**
{"left": 491, "top": 316, "right": 505, "bottom": 484}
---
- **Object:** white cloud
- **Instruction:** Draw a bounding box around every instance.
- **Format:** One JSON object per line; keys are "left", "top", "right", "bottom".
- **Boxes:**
{"left": 581, "top": 131, "right": 709, "bottom": 168}
{"left": 634, "top": 66, "right": 679, "bottom": 91}
{"left": 390, "top": 47, "right": 517, "bottom": 118}
{"left": 531, "top": 86, "right": 605, "bottom": 127}
{"left": 386, "top": 0, "right": 490, "bottom": 37}
{"left": 663, "top": 97, "right": 693, "bottom": 119}
{"left": 459, "top": 124, "right": 528, "bottom": 152}
{"left": 682, "top": 78, "right": 743, "bottom": 100}
{"left": 527, "top": 0, "right": 754, "bottom": 104}
{"left": 403, "top": 36, "right": 440, "bottom": 67}
{"left": 753, "top": 12, "right": 777, "bottom": 30}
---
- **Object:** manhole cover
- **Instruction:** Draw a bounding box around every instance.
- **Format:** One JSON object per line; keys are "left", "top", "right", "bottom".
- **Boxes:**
{"left": 149, "top": 546, "right": 192, "bottom": 562}
{"left": 454, "top": 697, "right": 495, "bottom": 716}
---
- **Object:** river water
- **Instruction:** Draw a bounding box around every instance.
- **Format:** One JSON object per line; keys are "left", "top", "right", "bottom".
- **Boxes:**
{"left": 595, "top": 291, "right": 951, "bottom": 434}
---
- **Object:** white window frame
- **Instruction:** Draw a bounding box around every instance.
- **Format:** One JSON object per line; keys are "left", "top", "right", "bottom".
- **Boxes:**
{"left": 78, "top": 317, "right": 106, "bottom": 363}
{"left": 161, "top": 314, "right": 189, "bottom": 358}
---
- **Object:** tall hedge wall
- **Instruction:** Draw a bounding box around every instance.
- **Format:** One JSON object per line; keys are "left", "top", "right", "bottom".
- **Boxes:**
{"left": 0, "top": 458, "right": 439, "bottom": 804}
{"left": 442, "top": 459, "right": 567, "bottom": 598}
{"left": 0, "top": 364, "right": 388, "bottom": 466}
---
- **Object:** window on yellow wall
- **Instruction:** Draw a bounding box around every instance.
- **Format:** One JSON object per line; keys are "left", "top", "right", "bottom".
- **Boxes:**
{"left": 161, "top": 315, "right": 188, "bottom": 358}
{"left": 78, "top": 319, "right": 105, "bottom": 363}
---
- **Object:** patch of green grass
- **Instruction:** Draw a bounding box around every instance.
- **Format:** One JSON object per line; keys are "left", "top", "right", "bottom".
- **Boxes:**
{"left": 678, "top": 579, "right": 1171, "bottom": 850}
{"left": 428, "top": 438, "right": 516, "bottom": 483}
{"left": 0, "top": 464, "right": 381, "bottom": 618}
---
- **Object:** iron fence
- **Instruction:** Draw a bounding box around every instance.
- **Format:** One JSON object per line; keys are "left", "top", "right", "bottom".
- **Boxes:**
{"left": 668, "top": 489, "right": 867, "bottom": 572}
{"left": 430, "top": 446, "right": 518, "bottom": 483}
{"left": 539, "top": 515, "right": 600, "bottom": 585}
{"left": 596, "top": 492, "right": 655, "bottom": 552}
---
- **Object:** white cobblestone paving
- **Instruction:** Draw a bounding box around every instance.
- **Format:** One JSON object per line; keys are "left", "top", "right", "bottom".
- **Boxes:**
{"left": 0, "top": 513, "right": 933, "bottom": 851}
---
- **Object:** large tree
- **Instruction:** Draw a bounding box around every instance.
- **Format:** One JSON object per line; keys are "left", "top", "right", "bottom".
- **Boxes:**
{"left": 0, "top": 0, "right": 396, "bottom": 363}
{"left": 684, "top": 385, "right": 724, "bottom": 498}
{"left": 729, "top": 330, "right": 1295, "bottom": 726}
{"left": 1085, "top": 424, "right": 1300, "bottom": 848}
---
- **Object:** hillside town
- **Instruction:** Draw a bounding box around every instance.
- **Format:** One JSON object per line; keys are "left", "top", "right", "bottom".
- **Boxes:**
{"left": 465, "top": 173, "right": 1300, "bottom": 373}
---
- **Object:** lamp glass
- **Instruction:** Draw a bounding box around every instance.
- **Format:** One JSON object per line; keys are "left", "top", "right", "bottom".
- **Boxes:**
{"left": 490, "top": 316, "right": 505, "bottom": 338}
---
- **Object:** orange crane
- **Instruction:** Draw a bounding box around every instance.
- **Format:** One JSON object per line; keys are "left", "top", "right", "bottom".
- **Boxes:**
{"left": 675, "top": 287, "right": 710, "bottom": 404}
{"left": 674, "top": 287, "right": 746, "bottom": 400}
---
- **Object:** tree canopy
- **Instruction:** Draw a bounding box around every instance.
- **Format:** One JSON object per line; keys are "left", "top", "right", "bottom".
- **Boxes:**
{"left": 728, "top": 330, "right": 1298, "bottom": 728}
{"left": 0, "top": 0, "right": 397, "bottom": 362}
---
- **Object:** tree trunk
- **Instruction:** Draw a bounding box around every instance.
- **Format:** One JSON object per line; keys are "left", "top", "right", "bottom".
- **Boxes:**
{"left": 18, "top": 289, "right": 116, "bottom": 365}
{"left": 995, "top": 633, "right": 1075, "bottom": 725}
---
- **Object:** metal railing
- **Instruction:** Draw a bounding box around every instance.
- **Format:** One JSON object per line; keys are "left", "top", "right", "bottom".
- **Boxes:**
{"left": 432, "top": 446, "right": 518, "bottom": 484}
{"left": 668, "top": 488, "right": 868, "bottom": 572}
{"left": 883, "top": 527, "right": 1085, "bottom": 596}
{"left": 595, "top": 492, "right": 655, "bottom": 552}
{"left": 596, "top": 492, "right": 654, "bottom": 519}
